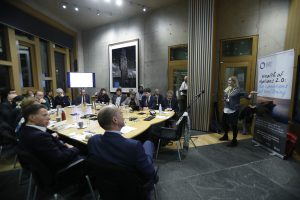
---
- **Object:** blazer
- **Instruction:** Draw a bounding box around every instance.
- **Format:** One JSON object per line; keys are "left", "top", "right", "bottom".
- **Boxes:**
{"left": 97, "top": 94, "right": 110, "bottom": 104}
{"left": 54, "top": 95, "right": 71, "bottom": 108}
{"left": 141, "top": 95, "right": 155, "bottom": 109}
{"left": 153, "top": 94, "right": 164, "bottom": 109}
{"left": 74, "top": 94, "right": 91, "bottom": 105}
{"left": 162, "top": 97, "right": 179, "bottom": 112}
{"left": 88, "top": 132, "right": 155, "bottom": 180}
{"left": 112, "top": 95, "right": 127, "bottom": 106}
{"left": 19, "top": 125, "right": 80, "bottom": 172}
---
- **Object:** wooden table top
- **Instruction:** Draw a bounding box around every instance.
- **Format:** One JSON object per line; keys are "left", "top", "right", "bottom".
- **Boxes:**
{"left": 48, "top": 104, "right": 175, "bottom": 144}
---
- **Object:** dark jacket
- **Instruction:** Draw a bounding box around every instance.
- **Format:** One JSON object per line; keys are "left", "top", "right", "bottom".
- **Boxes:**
{"left": 88, "top": 132, "right": 155, "bottom": 180}
{"left": 112, "top": 95, "right": 127, "bottom": 106}
{"left": 97, "top": 94, "right": 110, "bottom": 104}
{"left": 223, "top": 88, "right": 248, "bottom": 111}
{"left": 54, "top": 96, "right": 71, "bottom": 108}
{"left": 162, "top": 97, "right": 179, "bottom": 112}
{"left": 74, "top": 94, "right": 91, "bottom": 105}
{"left": 141, "top": 95, "right": 155, "bottom": 109}
{"left": 153, "top": 94, "right": 164, "bottom": 109}
{"left": 19, "top": 125, "right": 80, "bottom": 172}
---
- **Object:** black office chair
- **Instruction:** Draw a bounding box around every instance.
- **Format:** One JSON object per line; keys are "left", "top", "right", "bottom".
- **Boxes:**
{"left": 17, "top": 148, "right": 85, "bottom": 200}
{"left": 155, "top": 116, "right": 187, "bottom": 161}
{"left": 0, "top": 122, "right": 18, "bottom": 164}
{"left": 85, "top": 156, "right": 158, "bottom": 200}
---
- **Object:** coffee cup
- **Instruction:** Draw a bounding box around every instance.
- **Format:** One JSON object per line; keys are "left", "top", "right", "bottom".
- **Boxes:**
{"left": 78, "top": 121, "right": 84, "bottom": 129}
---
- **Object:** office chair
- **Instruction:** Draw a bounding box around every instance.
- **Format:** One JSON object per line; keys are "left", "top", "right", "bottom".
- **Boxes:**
{"left": 85, "top": 156, "right": 158, "bottom": 200}
{"left": 17, "top": 148, "right": 84, "bottom": 200}
{"left": 155, "top": 116, "right": 187, "bottom": 161}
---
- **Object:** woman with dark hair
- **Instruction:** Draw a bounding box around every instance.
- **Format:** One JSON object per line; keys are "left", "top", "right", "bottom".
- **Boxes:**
{"left": 219, "top": 76, "right": 255, "bottom": 147}
{"left": 97, "top": 88, "right": 110, "bottom": 104}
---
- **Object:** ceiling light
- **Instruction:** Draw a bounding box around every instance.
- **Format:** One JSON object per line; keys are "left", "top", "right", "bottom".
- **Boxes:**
{"left": 97, "top": 10, "right": 100, "bottom": 16}
{"left": 74, "top": 6, "right": 79, "bottom": 11}
{"left": 116, "top": 0, "right": 122, "bottom": 6}
{"left": 142, "top": 7, "right": 147, "bottom": 12}
{"left": 105, "top": 0, "right": 111, "bottom": 2}
{"left": 62, "top": 2, "right": 67, "bottom": 9}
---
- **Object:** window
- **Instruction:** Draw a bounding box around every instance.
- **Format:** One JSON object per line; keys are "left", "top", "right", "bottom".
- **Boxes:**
{"left": 18, "top": 45, "right": 34, "bottom": 87}
{"left": 222, "top": 38, "right": 252, "bottom": 57}
{"left": 0, "top": 25, "right": 7, "bottom": 60}
{"left": 170, "top": 46, "right": 188, "bottom": 61}
{"left": 55, "top": 52, "right": 66, "bottom": 91}
{"left": 40, "top": 39, "right": 50, "bottom": 77}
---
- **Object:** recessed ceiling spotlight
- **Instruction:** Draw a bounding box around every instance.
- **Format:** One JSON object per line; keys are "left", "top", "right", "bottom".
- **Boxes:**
{"left": 116, "top": 0, "right": 122, "bottom": 6}
{"left": 97, "top": 10, "right": 100, "bottom": 16}
{"left": 62, "top": 2, "right": 67, "bottom": 9}
{"left": 142, "top": 7, "right": 147, "bottom": 12}
{"left": 74, "top": 6, "right": 79, "bottom": 11}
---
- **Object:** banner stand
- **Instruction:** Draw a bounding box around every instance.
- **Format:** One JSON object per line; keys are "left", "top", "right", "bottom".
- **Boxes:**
{"left": 252, "top": 140, "right": 286, "bottom": 159}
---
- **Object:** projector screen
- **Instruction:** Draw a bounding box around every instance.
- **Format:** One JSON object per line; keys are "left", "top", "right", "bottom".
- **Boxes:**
{"left": 67, "top": 72, "right": 96, "bottom": 88}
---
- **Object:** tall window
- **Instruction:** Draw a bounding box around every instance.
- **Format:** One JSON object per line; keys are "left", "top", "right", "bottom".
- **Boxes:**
{"left": 0, "top": 25, "right": 7, "bottom": 60}
{"left": 40, "top": 39, "right": 50, "bottom": 77}
{"left": 55, "top": 52, "right": 66, "bottom": 91}
{"left": 18, "top": 45, "right": 34, "bottom": 87}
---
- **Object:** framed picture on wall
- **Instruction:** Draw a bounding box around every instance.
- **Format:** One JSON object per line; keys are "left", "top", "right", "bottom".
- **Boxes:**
{"left": 109, "top": 39, "right": 139, "bottom": 93}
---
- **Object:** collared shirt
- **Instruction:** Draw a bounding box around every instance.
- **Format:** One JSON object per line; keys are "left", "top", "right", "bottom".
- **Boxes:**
{"left": 26, "top": 124, "right": 47, "bottom": 132}
{"left": 179, "top": 81, "right": 188, "bottom": 96}
{"left": 81, "top": 95, "right": 86, "bottom": 104}
{"left": 116, "top": 96, "right": 121, "bottom": 106}
{"left": 106, "top": 130, "right": 122, "bottom": 135}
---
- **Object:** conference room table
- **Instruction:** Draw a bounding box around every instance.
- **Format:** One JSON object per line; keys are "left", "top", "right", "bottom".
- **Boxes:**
{"left": 48, "top": 104, "right": 175, "bottom": 144}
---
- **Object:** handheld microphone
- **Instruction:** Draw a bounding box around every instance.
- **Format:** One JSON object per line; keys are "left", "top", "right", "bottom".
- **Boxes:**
{"left": 195, "top": 90, "right": 205, "bottom": 97}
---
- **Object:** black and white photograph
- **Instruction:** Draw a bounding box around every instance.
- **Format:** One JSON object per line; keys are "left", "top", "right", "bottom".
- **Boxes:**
{"left": 109, "top": 39, "right": 138, "bottom": 92}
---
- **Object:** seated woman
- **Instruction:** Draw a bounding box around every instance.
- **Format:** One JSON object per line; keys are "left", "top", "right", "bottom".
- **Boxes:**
{"left": 53, "top": 88, "right": 70, "bottom": 108}
{"left": 97, "top": 88, "right": 110, "bottom": 104}
{"left": 122, "top": 91, "right": 140, "bottom": 109}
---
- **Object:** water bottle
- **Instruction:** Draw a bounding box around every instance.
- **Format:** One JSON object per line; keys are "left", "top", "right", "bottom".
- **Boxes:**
{"left": 159, "top": 104, "right": 162, "bottom": 114}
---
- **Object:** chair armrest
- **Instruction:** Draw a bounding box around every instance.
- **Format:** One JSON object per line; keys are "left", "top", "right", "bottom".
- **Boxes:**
{"left": 56, "top": 158, "right": 85, "bottom": 175}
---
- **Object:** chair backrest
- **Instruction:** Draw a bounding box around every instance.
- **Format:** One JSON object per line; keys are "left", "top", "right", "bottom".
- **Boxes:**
{"left": 17, "top": 147, "right": 54, "bottom": 189}
{"left": 85, "top": 156, "right": 151, "bottom": 200}
{"left": 175, "top": 115, "right": 187, "bottom": 139}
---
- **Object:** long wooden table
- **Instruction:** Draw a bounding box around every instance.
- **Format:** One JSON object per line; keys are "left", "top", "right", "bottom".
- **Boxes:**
{"left": 48, "top": 105, "right": 175, "bottom": 144}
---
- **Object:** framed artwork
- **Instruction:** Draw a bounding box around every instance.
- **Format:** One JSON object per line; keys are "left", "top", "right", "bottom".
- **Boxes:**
{"left": 109, "top": 39, "right": 138, "bottom": 92}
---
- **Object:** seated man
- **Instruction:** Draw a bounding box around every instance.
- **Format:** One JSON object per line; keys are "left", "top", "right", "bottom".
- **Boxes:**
{"left": 35, "top": 90, "right": 50, "bottom": 109}
{"left": 88, "top": 105, "right": 156, "bottom": 181}
{"left": 54, "top": 88, "right": 70, "bottom": 108}
{"left": 162, "top": 90, "right": 179, "bottom": 112}
{"left": 19, "top": 104, "right": 81, "bottom": 172}
{"left": 111, "top": 87, "right": 126, "bottom": 106}
{"left": 153, "top": 89, "right": 163, "bottom": 110}
{"left": 74, "top": 89, "right": 91, "bottom": 105}
{"left": 141, "top": 88, "right": 155, "bottom": 110}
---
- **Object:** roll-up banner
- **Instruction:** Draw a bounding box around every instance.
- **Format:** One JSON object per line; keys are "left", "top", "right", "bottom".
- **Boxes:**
{"left": 254, "top": 49, "right": 295, "bottom": 158}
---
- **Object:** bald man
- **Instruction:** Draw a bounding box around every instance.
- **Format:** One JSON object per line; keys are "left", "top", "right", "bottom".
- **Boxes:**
{"left": 88, "top": 105, "right": 156, "bottom": 181}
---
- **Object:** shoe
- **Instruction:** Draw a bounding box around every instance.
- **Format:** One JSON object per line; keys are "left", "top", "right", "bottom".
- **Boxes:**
{"left": 227, "top": 139, "right": 237, "bottom": 147}
{"left": 219, "top": 135, "right": 228, "bottom": 141}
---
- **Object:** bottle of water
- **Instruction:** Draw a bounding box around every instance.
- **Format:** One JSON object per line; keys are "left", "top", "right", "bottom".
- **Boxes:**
{"left": 159, "top": 104, "right": 162, "bottom": 114}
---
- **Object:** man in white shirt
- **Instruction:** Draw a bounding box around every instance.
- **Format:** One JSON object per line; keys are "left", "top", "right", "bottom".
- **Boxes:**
{"left": 179, "top": 76, "right": 188, "bottom": 112}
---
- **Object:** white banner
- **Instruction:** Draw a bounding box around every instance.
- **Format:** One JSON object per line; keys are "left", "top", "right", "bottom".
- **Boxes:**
{"left": 257, "top": 49, "right": 295, "bottom": 99}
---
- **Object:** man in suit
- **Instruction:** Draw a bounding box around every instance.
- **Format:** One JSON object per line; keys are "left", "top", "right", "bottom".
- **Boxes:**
{"left": 88, "top": 105, "right": 156, "bottom": 181}
{"left": 141, "top": 88, "right": 155, "bottom": 109}
{"left": 74, "top": 89, "right": 91, "bottom": 105}
{"left": 54, "top": 88, "right": 70, "bottom": 108}
{"left": 35, "top": 90, "right": 50, "bottom": 109}
{"left": 111, "top": 87, "right": 126, "bottom": 106}
{"left": 153, "top": 88, "right": 163, "bottom": 110}
{"left": 19, "top": 104, "right": 80, "bottom": 172}
{"left": 162, "top": 90, "right": 179, "bottom": 112}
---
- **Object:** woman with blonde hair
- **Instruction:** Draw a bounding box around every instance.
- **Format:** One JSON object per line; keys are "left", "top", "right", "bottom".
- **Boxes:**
{"left": 219, "top": 76, "right": 253, "bottom": 147}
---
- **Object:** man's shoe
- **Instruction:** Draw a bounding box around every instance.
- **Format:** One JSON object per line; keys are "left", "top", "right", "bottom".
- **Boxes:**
{"left": 227, "top": 139, "right": 237, "bottom": 147}
{"left": 219, "top": 135, "right": 228, "bottom": 141}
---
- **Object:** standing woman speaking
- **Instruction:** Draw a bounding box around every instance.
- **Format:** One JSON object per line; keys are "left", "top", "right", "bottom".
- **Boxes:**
{"left": 219, "top": 76, "right": 254, "bottom": 147}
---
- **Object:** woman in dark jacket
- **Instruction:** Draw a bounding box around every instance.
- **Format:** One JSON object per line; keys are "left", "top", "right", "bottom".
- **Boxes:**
{"left": 219, "top": 76, "right": 254, "bottom": 147}
{"left": 97, "top": 88, "right": 110, "bottom": 104}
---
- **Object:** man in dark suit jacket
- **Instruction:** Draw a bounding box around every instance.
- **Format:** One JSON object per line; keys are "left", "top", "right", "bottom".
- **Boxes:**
{"left": 162, "top": 90, "right": 179, "bottom": 112}
{"left": 88, "top": 105, "right": 156, "bottom": 181}
{"left": 141, "top": 88, "right": 155, "bottom": 109}
{"left": 19, "top": 104, "right": 80, "bottom": 172}
{"left": 54, "top": 88, "right": 70, "bottom": 108}
{"left": 153, "top": 88, "right": 163, "bottom": 110}
{"left": 74, "top": 89, "right": 91, "bottom": 105}
{"left": 111, "top": 87, "right": 127, "bottom": 106}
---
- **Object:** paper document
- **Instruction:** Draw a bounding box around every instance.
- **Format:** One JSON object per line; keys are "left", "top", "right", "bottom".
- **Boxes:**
{"left": 121, "top": 126, "right": 137, "bottom": 134}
